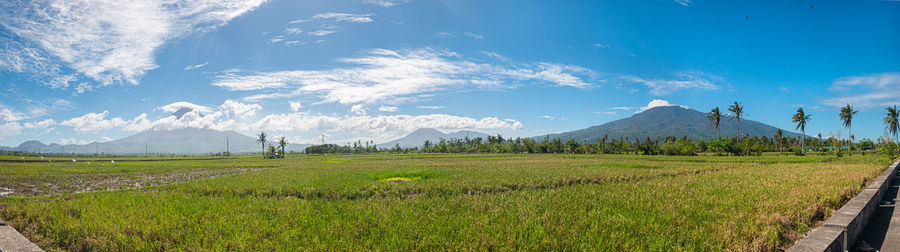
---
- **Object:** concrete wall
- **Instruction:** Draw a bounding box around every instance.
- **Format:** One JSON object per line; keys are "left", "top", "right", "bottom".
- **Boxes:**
{"left": 787, "top": 159, "right": 900, "bottom": 252}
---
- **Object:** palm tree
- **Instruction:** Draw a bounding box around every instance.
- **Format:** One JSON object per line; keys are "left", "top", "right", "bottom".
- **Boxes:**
{"left": 792, "top": 107, "right": 811, "bottom": 153}
{"left": 884, "top": 105, "right": 900, "bottom": 154}
{"left": 728, "top": 101, "right": 745, "bottom": 138}
{"left": 256, "top": 132, "right": 268, "bottom": 159}
{"left": 277, "top": 136, "right": 288, "bottom": 158}
{"left": 707, "top": 107, "right": 723, "bottom": 138}
{"left": 839, "top": 104, "right": 858, "bottom": 156}
{"left": 774, "top": 129, "right": 783, "bottom": 154}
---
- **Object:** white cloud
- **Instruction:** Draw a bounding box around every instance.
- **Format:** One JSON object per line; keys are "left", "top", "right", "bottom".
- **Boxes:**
{"left": 289, "top": 101, "right": 303, "bottom": 112}
{"left": 674, "top": 0, "right": 692, "bottom": 6}
{"left": 23, "top": 119, "right": 56, "bottom": 129}
{"left": 417, "top": 105, "right": 445, "bottom": 110}
{"left": 63, "top": 100, "right": 261, "bottom": 133}
{"left": 823, "top": 72, "right": 900, "bottom": 109}
{"left": 101, "top": 136, "right": 114, "bottom": 142}
{"left": 0, "top": 122, "right": 22, "bottom": 139}
{"left": 638, "top": 99, "right": 688, "bottom": 113}
{"left": 184, "top": 62, "right": 208, "bottom": 71}
{"left": 435, "top": 32, "right": 485, "bottom": 40}
{"left": 309, "top": 29, "right": 338, "bottom": 36}
{"left": 593, "top": 111, "right": 617, "bottom": 115}
{"left": 252, "top": 112, "right": 523, "bottom": 142}
{"left": 378, "top": 106, "right": 398, "bottom": 112}
{"left": 463, "top": 32, "right": 484, "bottom": 39}
{"left": 593, "top": 43, "right": 609, "bottom": 48}
{"left": 541, "top": 115, "right": 553, "bottom": 119}
{"left": 219, "top": 100, "right": 262, "bottom": 119}
{"left": 285, "top": 28, "right": 303, "bottom": 35}
{"left": 61, "top": 111, "right": 128, "bottom": 133}
{"left": 158, "top": 101, "right": 213, "bottom": 114}
{"left": 0, "top": 0, "right": 266, "bottom": 87}
{"left": 0, "top": 104, "right": 24, "bottom": 122}
{"left": 363, "top": 0, "right": 411, "bottom": 7}
{"left": 351, "top": 104, "right": 367, "bottom": 115}
{"left": 213, "top": 48, "right": 599, "bottom": 104}
{"left": 312, "top": 13, "right": 374, "bottom": 23}
{"left": 609, "top": 106, "right": 635, "bottom": 110}
{"left": 619, "top": 71, "right": 722, "bottom": 95}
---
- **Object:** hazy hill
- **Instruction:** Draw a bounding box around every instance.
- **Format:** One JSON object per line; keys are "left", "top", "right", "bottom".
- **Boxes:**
{"left": 379, "top": 128, "right": 490, "bottom": 148}
{"left": 538, "top": 106, "right": 802, "bottom": 142}
{"left": 2, "top": 128, "right": 309, "bottom": 155}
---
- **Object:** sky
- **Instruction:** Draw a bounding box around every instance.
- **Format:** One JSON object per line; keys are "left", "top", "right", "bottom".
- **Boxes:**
{"left": 0, "top": 0, "right": 898, "bottom": 146}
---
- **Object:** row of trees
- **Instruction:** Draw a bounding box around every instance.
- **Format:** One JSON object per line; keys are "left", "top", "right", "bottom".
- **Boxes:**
{"left": 280, "top": 102, "right": 900, "bottom": 157}
{"left": 708, "top": 102, "right": 900, "bottom": 156}
{"left": 299, "top": 133, "right": 880, "bottom": 156}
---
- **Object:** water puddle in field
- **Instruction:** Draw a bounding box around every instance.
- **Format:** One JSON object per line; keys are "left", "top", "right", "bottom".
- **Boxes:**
{"left": 0, "top": 187, "right": 14, "bottom": 196}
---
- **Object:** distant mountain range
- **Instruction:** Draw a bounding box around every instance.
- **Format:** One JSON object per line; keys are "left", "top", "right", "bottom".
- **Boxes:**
{"left": 1, "top": 106, "right": 803, "bottom": 154}
{"left": 379, "top": 128, "right": 489, "bottom": 148}
{"left": 537, "top": 106, "right": 802, "bottom": 142}
{"left": 0, "top": 128, "right": 309, "bottom": 155}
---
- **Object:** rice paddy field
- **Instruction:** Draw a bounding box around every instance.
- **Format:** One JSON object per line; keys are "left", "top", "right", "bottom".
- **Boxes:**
{"left": 0, "top": 154, "right": 893, "bottom": 251}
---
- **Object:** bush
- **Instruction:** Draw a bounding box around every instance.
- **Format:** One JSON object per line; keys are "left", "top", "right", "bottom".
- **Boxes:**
{"left": 793, "top": 148, "right": 805, "bottom": 156}
{"left": 661, "top": 139, "right": 696, "bottom": 156}
{"left": 835, "top": 150, "right": 843, "bottom": 157}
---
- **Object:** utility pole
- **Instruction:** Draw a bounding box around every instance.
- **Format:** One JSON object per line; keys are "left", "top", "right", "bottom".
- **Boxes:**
{"left": 226, "top": 137, "right": 230, "bottom": 156}
{"left": 321, "top": 134, "right": 325, "bottom": 145}
{"left": 145, "top": 142, "right": 148, "bottom": 158}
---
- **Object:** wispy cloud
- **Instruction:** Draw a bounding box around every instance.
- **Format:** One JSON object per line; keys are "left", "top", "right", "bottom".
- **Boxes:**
{"left": 674, "top": 0, "right": 692, "bottom": 6}
{"left": 184, "top": 62, "right": 208, "bottom": 71}
{"left": 619, "top": 71, "right": 722, "bottom": 95}
{"left": 823, "top": 72, "right": 900, "bottom": 109}
{"left": 363, "top": 0, "right": 412, "bottom": 7}
{"left": 312, "top": 13, "right": 374, "bottom": 23}
{"left": 285, "top": 28, "right": 303, "bottom": 35}
{"left": 212, "top": 48, "right": 600, "bottom": 104}
{"left": 378, "top": 106, "right": 398, "bottom": 112}
{"left": 309, "top": 29, "right": 338, "bottom": 36}
{"left": 593, "top": 43, "right": 609, "bottom": 48}
{"left": 417, "top": 105, "right": 445, "bottom": 110}
{"left": 0, "top": 0, "right": 266, "bottom": 87}
{"left": 435, "top": 32, "right": 484, "bottom": 39}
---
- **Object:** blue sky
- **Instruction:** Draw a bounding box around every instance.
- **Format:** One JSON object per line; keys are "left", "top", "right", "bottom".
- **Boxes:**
{"left": 0, "top": 0, "right": 898, "bottom": 146}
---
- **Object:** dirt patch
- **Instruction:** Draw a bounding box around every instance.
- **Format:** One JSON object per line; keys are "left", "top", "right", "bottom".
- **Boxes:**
{"left": 1, "top": 167, "right": 272, "bottom": 197}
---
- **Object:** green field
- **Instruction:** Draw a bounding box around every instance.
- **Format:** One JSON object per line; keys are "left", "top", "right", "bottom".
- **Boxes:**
{"left": 0, "top": 154, "right": 892, "bottom": 251}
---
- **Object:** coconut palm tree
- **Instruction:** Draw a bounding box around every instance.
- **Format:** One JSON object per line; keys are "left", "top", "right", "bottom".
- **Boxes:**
{"left": 707, "top": 107, "right": 723, "bottom": 138}
{"left": 277, "top": 136, "right": 288, "bottom": 158}
{"left": 728, "top": 101, "right": 745, "bottom": 138}
{"left": 792, "top": 107, "right": 811, "bottom": 153}
{"left": 256, "top": 132, "right": 268, "bottom": 159}
{"left": 774, "top": 129, "right": 783, "bottom": 154}
{"left": 839, "top": 104, "right": 858, "bottom": 156}
{"left": 884, "top": 105, "right": 900, "bottom": 154}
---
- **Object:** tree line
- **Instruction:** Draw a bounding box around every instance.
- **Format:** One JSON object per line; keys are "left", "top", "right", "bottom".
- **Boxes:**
{"left": 282, "top": 102, "right": 900, "bottom": 157}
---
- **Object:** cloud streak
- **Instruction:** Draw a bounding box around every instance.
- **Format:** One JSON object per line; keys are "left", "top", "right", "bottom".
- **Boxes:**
{"left": 0, "top": 0, "right": 266, "bottom": 87}
{"left": 212, "top": 48, "right": 600, "bottom": 105}
{"left": 823, "top": 72, "right": 900, "bottom": 109}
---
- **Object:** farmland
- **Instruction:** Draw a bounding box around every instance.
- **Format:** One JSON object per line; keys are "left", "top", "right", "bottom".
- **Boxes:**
{"left": 0, "top": 154, "right": 893, "bottom": 251}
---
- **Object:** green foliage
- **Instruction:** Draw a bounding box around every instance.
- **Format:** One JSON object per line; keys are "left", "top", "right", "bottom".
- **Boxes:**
{"left": 0, "top": 154, "right": 889, "bottom": 251}
{"left": 661, "top": 139, "right": 696, "bottom": 156}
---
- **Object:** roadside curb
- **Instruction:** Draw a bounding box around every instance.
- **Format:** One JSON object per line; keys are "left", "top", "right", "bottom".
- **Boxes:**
{"left": 787, "top": 159, "right": 900, "bottom": 252}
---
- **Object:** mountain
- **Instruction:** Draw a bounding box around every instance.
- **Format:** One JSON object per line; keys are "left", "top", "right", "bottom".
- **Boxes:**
{"left": 538, "top": 106, "right": 802, "bottom": 142}
{"left": 2, "top": 128, "right": 310, "bottom": 155}
{"left": 379, "top": 128, "right": 490, "bottom": 148}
